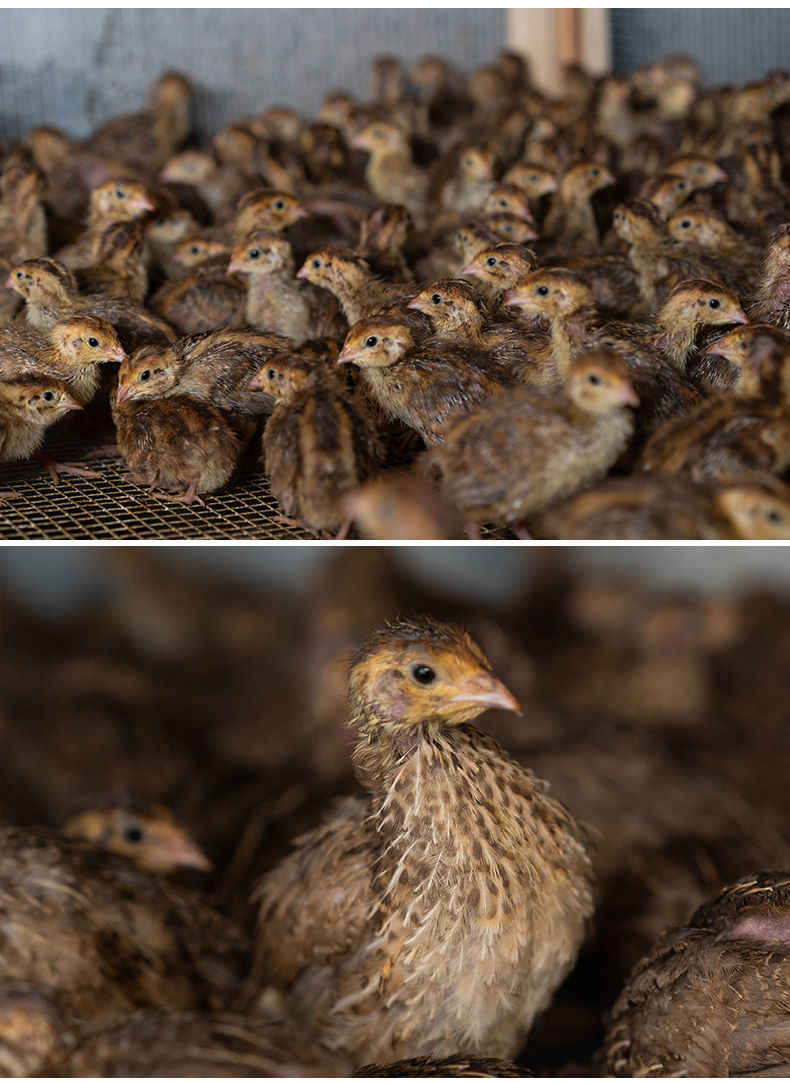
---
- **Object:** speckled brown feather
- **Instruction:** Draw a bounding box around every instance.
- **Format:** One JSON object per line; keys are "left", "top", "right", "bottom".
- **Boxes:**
{"left": 0, "top": 828, "right": 248, "bottom": 1022}
{"left": 600, "top": 871, "right": 790, "bottom": 1077}
{"left": 354, "top": 1054, "right": 526, "bottom": 1076}
{"left": 253, "top": 618, "right": 593, "bottom": 1066}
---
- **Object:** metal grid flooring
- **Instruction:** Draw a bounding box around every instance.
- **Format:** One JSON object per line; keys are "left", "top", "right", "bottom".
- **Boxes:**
{"left": 0, "top": 425, "right": 513, "bottom": 541}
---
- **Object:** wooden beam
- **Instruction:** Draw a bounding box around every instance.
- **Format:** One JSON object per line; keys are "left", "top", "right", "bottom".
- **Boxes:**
{"left": 506, "top": 9, "right": 611, "bottom": 94}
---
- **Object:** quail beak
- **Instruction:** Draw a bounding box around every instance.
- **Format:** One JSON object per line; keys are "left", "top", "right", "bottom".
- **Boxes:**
{"left": 613, "top": 383, "right": 640, "bottom": 407}
{"left": 115, "top": 383, "right": 137, "bottom": 406}
{"left": 295, "top": 264, "right": 310, "bottom": 280}
{"left": 705, "top": 336, "right": 737, "bottom": 360}
{"left": 336, "top": 345, "right": 360, "bottom": 366}
{"left": 5, "top": 273, "right": 17, "bottom": 290}
{"left": 447, "top": 672, "right": 520, "bottom": 714}
{"left": 708, "top": 165, "right": 729, "bottom": 184}
{"left": 292, "top": 204, "right": 310, "bottom": 220}
{"left": 226, "top": 259, "right": 243, "bottom": 276}
{"left": 460, "top": 262, "right": 481, "bottom": 277}
{"left": 248, "top": 369, "right": 267, "bottom": 390}
{"left": 132, "top": 195, "right": 155, "bottom": 213}
{"left": 350, "top": 131, "right": 371, "bottom": 151}
{"left": 728, "top": 308, "right": 749, "bottom": 325}
{"left": 407, "top": 296, "right": 428, "bottom": 313}
{"left": 105, "top": 345, "right": 126, "bottom": 365}
{"left": 503, "top": 287, "right": 529, "bottom": 308}
{"left": 63, "top": 394, "right": 83, "bottom": 412}
{"left": 151, "top": 829, "right": 212, "bottom": 873}
{"left": 159, "top": 165, "right": 179, "bottom": 184}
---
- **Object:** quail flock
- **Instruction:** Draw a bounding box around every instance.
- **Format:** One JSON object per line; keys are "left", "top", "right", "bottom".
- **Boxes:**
{"left": 3, "top": 53, "right": 790, "bottom": 535}
{"left": 3, "top": 547, "right": 790, "bottom": 1076}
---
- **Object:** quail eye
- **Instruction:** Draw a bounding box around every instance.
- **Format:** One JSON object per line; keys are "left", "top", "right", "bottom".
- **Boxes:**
{"left": 767, "top": 509, "right": 783, "bottom": 523}
{"left": 124, "top": 826, "right": 144, "bottom": 843}
{"left": 364, "top": 335, "right": 378, "bottom": 347}
{"left": 431, "top": 293, "right": 442, "bottom": 305}
{"left": 486, "top": 257, "right": 497, "bottom": 266}
{"left": 249, "top": 248, "right": 260, "bottom": 259}
{"left": 16, "top": 270, "right": 23, "bottom": 279}
{"left": 530, "top": 174, "right": 538, "bottom": 182}
{"left": 267, "top": 368, "right": 277, "bottom": 380}
{"left": 87, "top": 337, "right": 99, "bottom": 348}
{"left": 412, "top": 664, "right": 436, "bottom": 685}
{"left": 140, "top": 369, "right": 151, "bottom": 382}
{"left": 42, "top": 390, "right": 56, "bottom": 402}
{"left": 499, "top": 199, "right": 508, "bottom": 207}
{"left": 680, "top": 220, "right": 691, "bottom": 228}
{"left": 274, "top": 199, "right": 285, "bottom": 210}
{"left": 696, "top": 164, "right": 706, "bottom": 174}
{"left": 312, "top": 259, "right": 321, "bottom": 269}
{"left": 591, "top": 167, "right": 600, "bottom": 175}
{"left": 587, "top": 372, "right": 603, "bottom": 385}
{"left": 190, "top": 245, "right": 200, "bottom": 254}
{"left": 536, "top": 285, "right": 550, "bottom": 296}
{"left": 709, "top": 298, "right": 721, "bottom": 309}
{"left": 115, "top": 188, "right": 126, "bottom": 199}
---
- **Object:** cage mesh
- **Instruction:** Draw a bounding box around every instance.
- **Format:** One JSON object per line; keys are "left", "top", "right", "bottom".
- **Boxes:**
{"left": 0, "top": 9, "right": 506, "bottom": 143}
{"left": 610, "top": 8, "right": 790, "bottom": 86}
{"left": 0, "top": 427, "right": 513, "bottom": 542}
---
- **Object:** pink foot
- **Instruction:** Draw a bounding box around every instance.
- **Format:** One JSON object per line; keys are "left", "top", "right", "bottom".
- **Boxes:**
{"left": 151, "top": 479, "right": 206, "bottom": 508}
{"left": 513, "top": 524, "right": 533, "bottom": 540}
{"left": 0, "top": 490, "right": 21, "bottom": 502}
{"left": 36, "top": 453, "right": 102, "bottom": 484}
{"left": 464, "top": 520, "right": 482, "bottom": 540}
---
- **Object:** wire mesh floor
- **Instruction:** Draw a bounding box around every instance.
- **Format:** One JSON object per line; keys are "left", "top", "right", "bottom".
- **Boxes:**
{"left": 0, "top": 425, "right": 514, "bottom": 541}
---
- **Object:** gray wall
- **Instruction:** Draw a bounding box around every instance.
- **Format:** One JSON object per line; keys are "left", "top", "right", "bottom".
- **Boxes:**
{"left": 0, "top": 9, "right": 506, "bottom": 142}
{"left": 610, "top": 8, "right": 790, "bottom": 87}
{"left": 3, "top": 548, "right": 790, "bottom": 620}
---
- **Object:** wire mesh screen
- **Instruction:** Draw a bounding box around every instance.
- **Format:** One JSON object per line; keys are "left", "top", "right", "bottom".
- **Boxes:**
{"left": 0, "top": 9, "right": 506, "bottom": 142}
{"left": 610, "top": 8, "right": 790, "bottom": 86}
{"left": 0, "top": 426, "right": 514, "bottom": 542}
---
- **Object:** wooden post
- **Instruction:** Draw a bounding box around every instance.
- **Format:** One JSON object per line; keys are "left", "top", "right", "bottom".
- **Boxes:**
{"left": 506, "top": 9, "right": 610, "bottom": 94}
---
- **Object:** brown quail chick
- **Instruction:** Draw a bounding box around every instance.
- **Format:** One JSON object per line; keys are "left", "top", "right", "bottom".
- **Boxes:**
{"left": 8, "top": 257, "right": 176, "bottom": 353}
{"left": 407, "top": 278, "right": 552, "bottom": 386}
{"left": 63, "top": 1007, "right": 340, "bottom": 1077}
{"left": 461, "top": 242, "right": 540, "bottom": 313}
{"left": 357, "top": 203, "right": 415, "bottom": 282}
{"left": 641, "top": 397, "right": 790, "bottom": 484}
{"left": 143, "top": 208, "right": 202, "bottom": 280}
{"left": 613, "top": 196, "right": 723, "bottom": 311}
{"left": 337, "top": 317, "right": 507, "bottom": 446}
{"left": 0, "top": 313, "right": 125, "bottom": 404}
{"left": 227, "top": 231, "right": 315, "bottom": 341}
{"left": 355, "top": 1054, "right": 525, "bottom": 1077}
{"left": 343, "top": 472, "right": 463, "bottom": 540}
{"left": 170, "top": 233, "right": 232, "bottom": 273}
{"left": 600, "top": 871, "right": 790, "bottom": 1077}
{"left": 482, "top": 184, "right": 537, "bottom": 228}
{"left": 0, "top": 376, "right": 87, "bottom": 492}
{"left": 350, "top": 122, "right": 428, "bottom": 215}
{"left": 160, "top": 149, "right": 249, "bottom": 224}
{"left": 0, "top": 982, "right": 72, "bottom": 1076}
{"left": 112, "top": 391, "right": 247, "bottom": 506}
{"left": 62, "top": 795, "right": 212, "bottom": 874}
{"left": 694, "top": 322, "right": 790, "bottom": 395}
{"left": 297, "top": 245, "right": 414, "bottom": 327}
{"left": 501, "top": 161, "right": 558, "bottom": 214}
{"left": 252, "top": 617, "right": 592, "bottom": 1066}
{"left": 230, "top": 187, "right": 310, "bottom": 245}
{"left": 666, "top": 205, "right": 762, "bottom": 289}
{"left": 715, "top": 473, "right": 790, "bottom": 539}
{"left": 84, "top": 71, "right": 193, "bottom": 176}
{"left": 74, "top": 219, "right": 149, "bottom": 302}
{"left": 542, "top": 159, "right": 615, "bottom": 253}
{"left": 115, "top": 328, "right": 293, "bottom": 416}
{"left": 431, "top": 352, "right": 638, "bottom": 537}
{"left": 0, "top": 152, "right": 47, "bottom": 266}
{"left": 0, "top": 827, "right": 247, "bottom": 1022}
{"left": 504, "top": 269, "right": 702, "bottom": 447}
{"left": 251, "top": 352, "right": 380, "bottom": 536}
{"left": 150, "top": 249, "right": 247, "bottom": 335}
{"left": 638, "top": 171, "right": 695, "bottom": 218}
{"left": 55, "top": 178, "right": 154, "bottom": 270}
{"left": 429, "top": 144, "right": 495, "bottom": 215}
{"left": 748, "top": 221, "right": 790, "bottom": 328}
{"left": 533, "top": 473, "right": 757, "bottom": 540}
